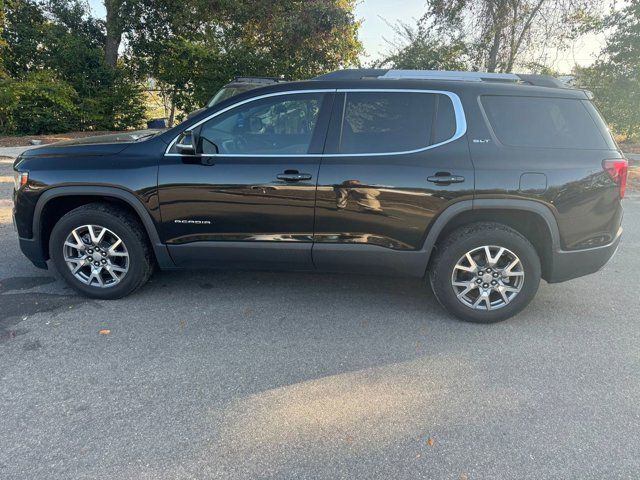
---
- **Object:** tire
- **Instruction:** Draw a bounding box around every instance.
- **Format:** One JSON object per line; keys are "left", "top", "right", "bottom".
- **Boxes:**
{"left": 429, "top": 222, "right": 541, "bottom": 323}
{"left": 49, "top": 203, "right": 153, "bottom": 299}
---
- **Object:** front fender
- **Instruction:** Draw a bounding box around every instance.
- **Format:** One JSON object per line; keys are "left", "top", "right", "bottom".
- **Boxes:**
{"left": 30, "top": 186, "right": 175, "bottom": 269}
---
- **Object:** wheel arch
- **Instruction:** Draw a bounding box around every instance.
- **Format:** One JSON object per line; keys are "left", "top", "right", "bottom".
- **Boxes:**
{"left": 423, "top": 199, "right": 561, "bottom": 280}
{"left": 34, "top": 186, "right": 174, "bottom": 268}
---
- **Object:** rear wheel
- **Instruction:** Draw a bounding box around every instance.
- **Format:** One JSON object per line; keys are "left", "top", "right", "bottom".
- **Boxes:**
{"left": 49, "top": 203, "right": 153, "bottom": 299}
{"left": 429, "top": 222, "right": 541, "bottom": 323}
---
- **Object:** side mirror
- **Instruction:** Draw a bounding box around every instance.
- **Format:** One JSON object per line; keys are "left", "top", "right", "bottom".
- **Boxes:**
{"left": 176, "top": 130, "right": 197, "bottom": 155}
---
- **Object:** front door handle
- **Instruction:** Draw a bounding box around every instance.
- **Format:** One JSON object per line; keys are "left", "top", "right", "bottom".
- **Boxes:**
{"left": 277, "top": 171, "right": 312, "bottom": 182}
{"left": 427, "top": 174, "right": 465, "bottom": 185}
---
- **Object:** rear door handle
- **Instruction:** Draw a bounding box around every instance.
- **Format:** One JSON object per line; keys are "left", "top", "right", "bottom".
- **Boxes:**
{"left": 277, "top": 172, "right": 312, "bottom": 182}
{"left": 427, "top": 174, "right": 465, "bottom": 185}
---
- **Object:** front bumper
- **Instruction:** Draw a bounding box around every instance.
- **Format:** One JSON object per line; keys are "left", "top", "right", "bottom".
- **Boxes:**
{"left": 546, "top": 228, "right": 622, "bottom": 283}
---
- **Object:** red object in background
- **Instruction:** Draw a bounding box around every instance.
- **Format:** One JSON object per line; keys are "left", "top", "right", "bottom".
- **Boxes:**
{"left": 603, "top": 158, "right": 628, "bottom": 199}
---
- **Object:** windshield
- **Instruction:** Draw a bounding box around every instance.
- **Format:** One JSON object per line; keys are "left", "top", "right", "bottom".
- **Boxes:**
{"left": 207, "top": 84, "right": 263, "bottom": 107}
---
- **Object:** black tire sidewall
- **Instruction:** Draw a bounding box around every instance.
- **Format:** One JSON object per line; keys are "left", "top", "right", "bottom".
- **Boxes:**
{"left": 50, "top": 209, "right": 148, "bottom": 299}
{"left": 430, "top": 226, "right": 541, "bottom": 323}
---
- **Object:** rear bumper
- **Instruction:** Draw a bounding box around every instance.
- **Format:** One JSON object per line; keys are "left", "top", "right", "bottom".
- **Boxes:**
{"left": 546, "top": 228, "right": 622, "bottom": 283}
{"left": 18, "top": 237, "right": 48, "bottom": 269}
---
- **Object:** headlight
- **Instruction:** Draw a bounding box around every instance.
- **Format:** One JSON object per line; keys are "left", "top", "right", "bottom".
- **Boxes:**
{"left": 13, "top": 171, "right": 29, "bottom": 190}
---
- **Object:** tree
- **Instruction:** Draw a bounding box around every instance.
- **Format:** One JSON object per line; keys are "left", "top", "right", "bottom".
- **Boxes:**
{"left": 603, "top": 0, "right": 640, "bottom": 73}
{"left": 1, "top": 0, "right": 48, "bottom": 77}
{"left": 0, "top": 0, "right": 7, "bottom": 76}
{"left": 1, "top": 0, "right": 146, "bottom": 132}
{"left": 377, "top": 21, "right": 469, "bottom": 70}
{"left": 125, "top": 0, "right": 362, "bottom": 124}
{"left": 103, "top": 0, "right": 224, "bottom": 69}
{"left": 0, "top": 71, "right": 80, "bottom": 134}
{"left": 1, "top": 0, "right": 362, "bottom": 131}
{"left": 219, "top": 0, "right": 362, "bottom": 79}
{"left": 415, "top": 0, "right": 602, "bottom": 73}
{"left": 576, "top": 1, "right": 640, "bottom": 139}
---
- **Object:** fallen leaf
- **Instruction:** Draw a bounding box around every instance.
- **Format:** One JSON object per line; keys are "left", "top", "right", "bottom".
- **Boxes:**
{"left": 99, "top": 329, "right": 111, "bottom": 335}
{"left": 426, "top": 437, "right": 434, "bottom": 447}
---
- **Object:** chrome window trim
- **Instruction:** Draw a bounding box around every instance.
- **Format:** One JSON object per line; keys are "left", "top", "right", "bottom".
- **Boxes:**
{"left": 164, "top": 88, "right": 467, "bottom": 158}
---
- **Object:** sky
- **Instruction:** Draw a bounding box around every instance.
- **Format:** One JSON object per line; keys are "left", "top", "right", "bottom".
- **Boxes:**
{"left": 87, "top": 0, "right": 608, "bottom": 73}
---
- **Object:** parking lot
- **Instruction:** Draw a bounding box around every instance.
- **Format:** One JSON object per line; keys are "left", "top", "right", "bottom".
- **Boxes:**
{"left": 1, "top": 154, "right": 639, "bottom": 479}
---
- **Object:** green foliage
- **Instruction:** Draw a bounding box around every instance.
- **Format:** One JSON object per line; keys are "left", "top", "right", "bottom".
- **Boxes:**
{"left": 2, "top": 0, "right": 48, "bottom": 77}
{"left": 0, "top": 72, "right": 80, "bottom": 134}
{"left": 0, "top": 0, "right": 7, "bottom": 76}
{"left": 604, "top": 0, "right": 640, "bottom": 73}
{"left": 576, "top": 1, "right": 640, "bottom": 139}
{"left": 377, "top": 21, "right": 468, "bottom": 71}
{"left": 226, "top": 0, "right": 363, "bottom": 79}
{"left": 416, "top": 0, "right": 604, "bottom": 73}
{"left": 78, "top": 69, "right": 147, "bottom": 130}
{"left": 0, "top": 0, "right": 145, "bottom": 133}
{"left": 127, "top": 0, "right": 362, "bottom": 119}
{"left": 1, "top": 0, "right": 362, "bottom": 131}
{"left": 153, "top": 37, "right": 218, "bottom": 114}
{"left": 577, "top": 66, "right": 640, "bottom": 139}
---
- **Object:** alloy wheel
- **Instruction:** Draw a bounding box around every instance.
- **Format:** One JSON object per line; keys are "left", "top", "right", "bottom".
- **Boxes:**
{"left": 451, "top": 245, "right": 524, "bottom": 311}
{"left": 63, "top": 225, "right": 129, "bottom": 288}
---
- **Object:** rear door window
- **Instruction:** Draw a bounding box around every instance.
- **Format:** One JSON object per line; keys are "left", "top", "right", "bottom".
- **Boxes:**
{"left": 338, "top": 92, "right": 457, "bottom": 154}
{"left": 481, "top": 95, "right": 608, "bottom": 149}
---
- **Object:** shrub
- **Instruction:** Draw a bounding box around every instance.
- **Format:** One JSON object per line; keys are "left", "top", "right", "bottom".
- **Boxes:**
{"left": 0, "top": 69, "right": 147, "bottom": 135}
{"left": 85, "top": 71, "right": 147, "bottom": 131}
{"left": 0, "top": 72, "right": 80, "bottom": 134}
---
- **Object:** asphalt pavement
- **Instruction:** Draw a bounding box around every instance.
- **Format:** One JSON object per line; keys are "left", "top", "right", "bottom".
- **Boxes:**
{"left": 0, "top": 155, "right": 639, "bottom": 479}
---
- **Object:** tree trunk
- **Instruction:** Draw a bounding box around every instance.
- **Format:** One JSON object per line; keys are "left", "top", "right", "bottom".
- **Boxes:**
{"left": 505, "top": 0, "right": 546, "bottom": 73}
{"left": 104, "top": 0, "right": 124, "bottom": 68}
{"left": 168, "top": 98, "right": 176, "bottom": 128}
{"left": 485, "top": 0, "right": 506, "bottom": 73}
{"left": 104, "top": 34, "right": 121, "bottom": 67}
{"left": 487, "top": 29, "right": 501, "bottom": 72}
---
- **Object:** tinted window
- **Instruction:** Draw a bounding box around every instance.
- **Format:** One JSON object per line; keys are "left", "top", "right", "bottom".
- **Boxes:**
{"left": 207, "top": 85, "right": 259, "bottom": 107}
{"left": 339, "top": 92, "right": 437, "bottom": 154}
{"left": 196, "top": 93, "right": 324, "bottom": 155}
{"left": 481, "top": 95, "right": 608, "bottom": 149}
{"left": 433, "top": 95, "right": 456, "bottom": 144}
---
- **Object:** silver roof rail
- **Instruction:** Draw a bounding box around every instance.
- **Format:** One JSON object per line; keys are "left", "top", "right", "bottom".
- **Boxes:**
{"left": 313, "top": 69, "right": 572, "bottom": 89}
{"left": 381, "top": 70, "right": 521, "bottom": 83}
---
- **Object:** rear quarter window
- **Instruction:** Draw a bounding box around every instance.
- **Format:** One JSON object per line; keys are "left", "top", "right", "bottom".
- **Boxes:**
{"left": 481, "top": 95, "right": 609, "bottom": 150}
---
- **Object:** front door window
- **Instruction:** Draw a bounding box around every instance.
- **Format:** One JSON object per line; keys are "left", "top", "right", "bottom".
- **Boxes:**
{"left": 196, "top": 93, "right": 324, "bottom": 155}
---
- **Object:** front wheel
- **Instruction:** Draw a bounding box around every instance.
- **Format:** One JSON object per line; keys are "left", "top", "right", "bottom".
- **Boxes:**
{"left": 49, "top": 203, "right": 153, "bottom": 299}
{"left": 429, "top": 222, "right": 541, "bottom": 323}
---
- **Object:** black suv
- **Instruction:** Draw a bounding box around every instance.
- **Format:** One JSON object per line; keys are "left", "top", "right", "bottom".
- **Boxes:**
{"left": 12, "top": 69, "right": 627, "bottom": 323}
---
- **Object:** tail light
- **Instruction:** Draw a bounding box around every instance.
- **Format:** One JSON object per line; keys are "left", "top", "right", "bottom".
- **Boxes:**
{"left": 602, "top": 158, "right": 628, "bottom": 199}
